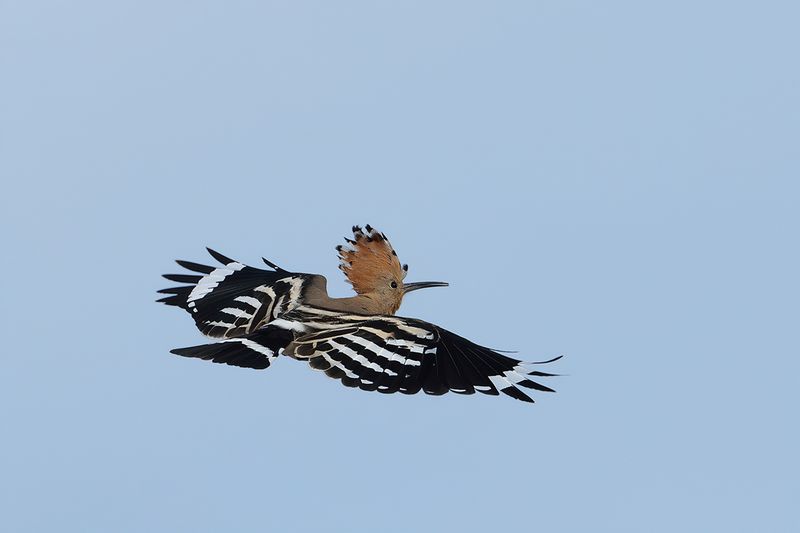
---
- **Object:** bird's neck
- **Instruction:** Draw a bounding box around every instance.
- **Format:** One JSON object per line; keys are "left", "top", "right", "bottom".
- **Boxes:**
{"left": 302, "top": 277, "right": 399, "bottom": 315}
{"left": 318, "top": 294, "right": 397, "bottom": 315}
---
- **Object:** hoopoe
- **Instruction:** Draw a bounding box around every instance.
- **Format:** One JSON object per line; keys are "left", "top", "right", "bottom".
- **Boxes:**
{"left": 158, "top": 225, "right": 561, "bottom": 403}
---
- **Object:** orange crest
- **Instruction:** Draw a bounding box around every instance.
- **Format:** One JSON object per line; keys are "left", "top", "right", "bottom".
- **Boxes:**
{"left": 337, "top": 225, "right": 407, "bottom": 294}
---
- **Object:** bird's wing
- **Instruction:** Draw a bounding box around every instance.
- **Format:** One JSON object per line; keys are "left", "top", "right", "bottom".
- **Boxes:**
{"left": 285, "top": 308, "right": 561, "bottom": 403}
{"left": 158, "top": 248, "right": 321, "bottom": 339}
{"left": 169, "top": 325, "right": 294, "bottom": 369}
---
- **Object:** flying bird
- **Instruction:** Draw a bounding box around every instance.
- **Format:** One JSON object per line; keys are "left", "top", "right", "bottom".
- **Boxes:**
{"left": 158, "top": 225, "right": 561, "bottom": 402}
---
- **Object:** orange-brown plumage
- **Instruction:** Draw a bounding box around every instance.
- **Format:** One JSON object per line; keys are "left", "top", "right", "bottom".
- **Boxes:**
{"left": 336, "top": 225, "right": 407, "bottom": 313}
{"left": 337, "top": 225, "right": 406, "bottom": 292}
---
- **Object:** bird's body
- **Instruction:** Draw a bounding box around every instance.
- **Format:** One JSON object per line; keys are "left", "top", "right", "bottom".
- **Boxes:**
{"left": 159, "top": 225, "right": 561, "bottom": 402}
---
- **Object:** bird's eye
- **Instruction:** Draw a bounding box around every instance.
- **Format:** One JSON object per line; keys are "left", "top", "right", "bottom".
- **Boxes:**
{"left": 390, "top": 281, "right": 398, "bottom": 289}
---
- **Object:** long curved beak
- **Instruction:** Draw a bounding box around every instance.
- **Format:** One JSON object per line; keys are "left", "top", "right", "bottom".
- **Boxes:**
{"left": 403, "top": 281, "right": 449, "bottom": 294}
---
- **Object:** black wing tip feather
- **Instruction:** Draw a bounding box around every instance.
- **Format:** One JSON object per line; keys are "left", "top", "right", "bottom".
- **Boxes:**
{"left": 262, "top": 257, "right": 287, "bottom": 273}
{"left": 158, "top": 250, "right": 234, "bottom": 311}
{"left": 506, "top": 356, "right": 563, "bottom": 399}
{"left": 169, "top": 345, "right": 271, "bottom": 370}
{"left": 206, "top": 247, "right": 236, "bottom": 265}
{"left": 533, "top": 355, "right": 564, "bottom": 365}
{"left": 162, "top": 273, "right": 202, "bottom": 284}
{"left": 175, "top": 259, "right": 214, "bottom": 274}
{"left": 156, "top": 289, "right": 192, "bottom": 308}
{"left": 157, "top": 287, "right": 184, "bottom": 295}
{"left": 488, "top": 348, "right": 519, "bottom": 354}
{"left": 501, "top": 387, "right": 536, "bottom": 403}
{"left": 517, "top": 379, "right": 556, "bottom": 393}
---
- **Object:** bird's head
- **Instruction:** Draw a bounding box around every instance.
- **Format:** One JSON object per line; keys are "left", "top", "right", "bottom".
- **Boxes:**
{"left": 336, "top": 225, "right": 448, "bottom": 314}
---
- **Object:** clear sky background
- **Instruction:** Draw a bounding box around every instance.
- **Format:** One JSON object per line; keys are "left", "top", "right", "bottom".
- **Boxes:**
{"left": 2, "top": 1, "right": 798, "bottom": 531}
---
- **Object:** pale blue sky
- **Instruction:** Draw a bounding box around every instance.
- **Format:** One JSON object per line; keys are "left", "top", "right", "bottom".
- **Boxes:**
{"left": 1, "top": 1, "right": 798, "bottom": 531}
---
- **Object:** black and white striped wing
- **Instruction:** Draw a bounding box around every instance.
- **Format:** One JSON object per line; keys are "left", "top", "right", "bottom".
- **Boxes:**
{"left": 169, "top": 325, "right": 294, "bottom": 370}
{"left": 290, "top": 314, "right": 560, "bottom": 403}
{"left": 158, "top": 248, "right": 318, "bottom": 339}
